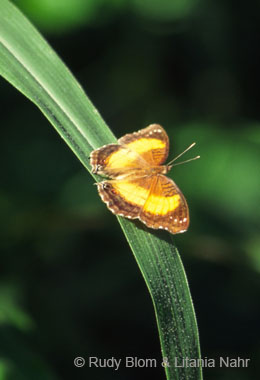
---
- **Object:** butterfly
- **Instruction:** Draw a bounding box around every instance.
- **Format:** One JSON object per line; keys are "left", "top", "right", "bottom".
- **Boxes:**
{"left": 90, "top": 124, "right": 199, "bottom": 234}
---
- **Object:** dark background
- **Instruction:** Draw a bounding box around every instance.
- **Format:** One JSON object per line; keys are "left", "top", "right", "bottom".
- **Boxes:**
{"left": 0, "top": 0, "right": 260, "bottom": 379}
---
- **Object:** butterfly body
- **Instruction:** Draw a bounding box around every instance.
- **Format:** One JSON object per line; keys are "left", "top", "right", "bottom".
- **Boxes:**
{"left": 90, "top": 124, "right": 189, "bottom": 234}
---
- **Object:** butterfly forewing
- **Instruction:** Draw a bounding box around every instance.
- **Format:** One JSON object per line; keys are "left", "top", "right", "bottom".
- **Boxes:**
{"left": 139, "top": 175, "right": 189, "bottom": 233}
{"left": 118, "top": 124, "right": 169, "bottom": 166}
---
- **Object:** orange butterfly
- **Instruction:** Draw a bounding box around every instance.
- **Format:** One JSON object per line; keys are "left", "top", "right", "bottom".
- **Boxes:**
{"left": 90, "top": 124, "right": 199, "bottom": 234}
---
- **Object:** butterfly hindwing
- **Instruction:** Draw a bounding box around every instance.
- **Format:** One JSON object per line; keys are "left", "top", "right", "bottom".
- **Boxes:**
{"left": 90, "top": 144, "right": 148, "bottom": 179}
{"left": 97, "top": 176, "right": 154, "bottom": 219}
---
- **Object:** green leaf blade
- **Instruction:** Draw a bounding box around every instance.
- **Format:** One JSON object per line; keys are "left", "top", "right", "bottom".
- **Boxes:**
{"left": 0, "top": 1, "right": 203, "bottom": 379}
{"left": 119, "top": 220, "right": 202, "bottom": 379}
{"left": 0, "top": 0, "right": 116, "bottom": 167}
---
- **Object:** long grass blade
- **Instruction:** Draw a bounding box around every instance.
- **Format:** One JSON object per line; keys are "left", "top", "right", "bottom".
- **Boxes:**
{"left": 0, "top": 1, "right": 202, "bottom": 378}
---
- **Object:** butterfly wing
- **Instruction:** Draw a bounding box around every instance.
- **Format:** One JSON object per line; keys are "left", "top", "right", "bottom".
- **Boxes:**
{"left": 118, "top": 124, "right": 169, "bottom": 166}
{"left": 91, "top": 124, "right": 188, "bottom": 234}
{"left": 139, "top": 174, "right": 189, "bottom": 234}
{"left": 90, "top": 124, "right": 169, "bottom": 178}
{"left": 97, "top": 176, "right": 155, "bottom": 219}
{"left": 97, "top": 174, "right": 189, "bottom": 234}
{"left": 90, "top": 143, "right": 149, "bottom": 179}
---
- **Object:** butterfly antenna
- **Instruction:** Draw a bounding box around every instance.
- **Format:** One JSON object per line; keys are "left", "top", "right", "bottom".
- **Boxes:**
{"left": 167, "top": 142, "right": 199, "bottom": 166}
{"left": 171, "top": 155, "right": 200, "bottom": 166}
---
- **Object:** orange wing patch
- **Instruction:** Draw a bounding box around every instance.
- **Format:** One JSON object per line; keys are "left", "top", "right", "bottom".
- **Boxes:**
{"left": 90, "top": 124, "right": 190, "bottom": 234}
{"left": 118, "top": 124, "right": 169, "bottom": 165}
